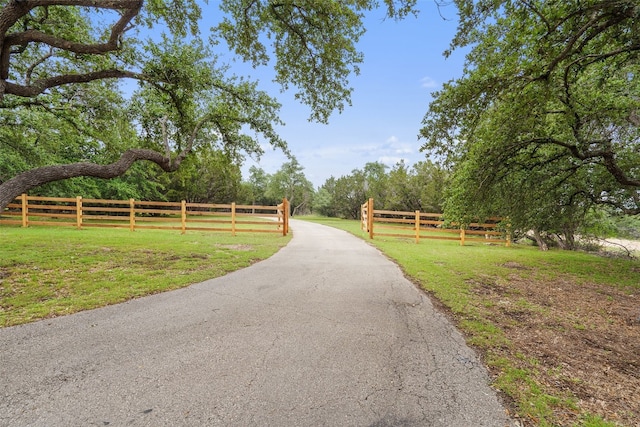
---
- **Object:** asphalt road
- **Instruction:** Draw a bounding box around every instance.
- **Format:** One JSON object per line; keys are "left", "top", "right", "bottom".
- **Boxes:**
{"left": 1, "top": 219, "right": 514, "bottom": 426}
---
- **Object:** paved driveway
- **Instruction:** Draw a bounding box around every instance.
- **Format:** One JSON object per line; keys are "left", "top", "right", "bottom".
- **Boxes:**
{"left": 1, "top": 219, "right": 514, "bottom": 426}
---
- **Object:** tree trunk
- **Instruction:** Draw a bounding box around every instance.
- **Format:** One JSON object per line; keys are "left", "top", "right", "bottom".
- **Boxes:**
{"left": 0, "top": 148, "right": 179, "bottom": 211}
{"left": 562, "top": 227, "right": 576, "bottom": 250}
{"left": 532, "top": 229, "right": 549, "bottom": 251}
{"left": 288, "top": 195, "right": 295, "bottom": 217}
{"left": 291, "top": 201, "right": 306, "bottom": 217}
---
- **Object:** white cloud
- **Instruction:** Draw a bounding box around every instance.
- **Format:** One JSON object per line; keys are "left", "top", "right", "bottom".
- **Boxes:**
{"left": 420, "top": 76, "right": 438, "bottom": 89}
{"left": 349, "top": 144, "right": 382, "bottom": 154}
{"left": 394, "top": 146, "right": 413, "bottom": 154}
{"left": 384, "top": 136, "right": 413, "bottom": 155}
{"left": 386, "top": 135, "right": 400, "bottom": 144}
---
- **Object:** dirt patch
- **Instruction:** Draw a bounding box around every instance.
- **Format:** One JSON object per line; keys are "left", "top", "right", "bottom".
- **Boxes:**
{"left": 601, "top": 238, "right": 640, "bottom": 255}
{"left": 215, "top": 244, "right": 254, "bottom": 251}
{"left": 471, "top": 273, "right": 640, "bottom": 425}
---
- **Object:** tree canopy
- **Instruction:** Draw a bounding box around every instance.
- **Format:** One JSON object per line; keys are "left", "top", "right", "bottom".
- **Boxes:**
{"left": 315, "top": 160, "right": 447, "bottom": 219}
{"left": 0, "top": 0, "right": 418, "bottom": 210}
{"left": 421, "top": 0, "right": 640, "bottom": 246}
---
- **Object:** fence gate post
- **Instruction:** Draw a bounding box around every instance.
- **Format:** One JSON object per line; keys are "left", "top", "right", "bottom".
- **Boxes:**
{"left": 415, "top": 210, "right": 420, "bottom": 244}
{"left": 21, "top": 193, "right": 28, "bottom": 228}
{"left": 282, "top": 198, "right": 289, "bottom": 236}
{"left": 460, "top": 227, "right": 466, "bottom": 246}
{"left": 368, "top": 198, "right": 374, "bottom": 239}
{"left": 76, "top": 196, "right": 83, "bottom": 229}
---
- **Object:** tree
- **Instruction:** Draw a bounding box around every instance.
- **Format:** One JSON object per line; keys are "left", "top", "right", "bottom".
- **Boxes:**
{"left": 265, "top": 157, "right": 314, "bottom": 216}
{"left": 313, "top": 186, "right": 334, "bottom": 216}
{"left": 315, "top": 160, "right": 448, "bottom": 217}
{"left": 385, "top": 160, "right": 413, "bottom": 211}
{"left": 421, "top": 0, "right": 640, "bottom": 246}
{"left": 242, "top": 166, "right": 273, "bottom": 206}
{"left": 161, "top": 148, "right": 242, "bottom": 204}
{"left": 361, "top": 161, "right": 389, "bottom": 207}
{"left": 383, "top": 160, "right": 447, "bottom": 212}
{"left": 0, "top": 67, "right": 169, "bottom": 200}
{"left": 0, "top": 0, "right": 419, "bottom": 211}
{"left": 331, "top": 170, "right": 367, "bottom": 219}
{"left": 410, "top": 160, "right": 447, "bottom": 213}
{"left": 442, "top": 145, "right": 596, "bottom": 250}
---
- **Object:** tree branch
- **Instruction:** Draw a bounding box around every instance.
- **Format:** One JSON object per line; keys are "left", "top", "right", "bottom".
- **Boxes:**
{"left": 1, "top": 0, "right": 142, "bottom": 87}
{"left": 3, "top": 68, "right": 144, "bottom": 97}
{"left": 4, "top": 0, "right": 140, "bottom": 56}
{"left": 0, "top": 148, "right": 179, "bottom": 211}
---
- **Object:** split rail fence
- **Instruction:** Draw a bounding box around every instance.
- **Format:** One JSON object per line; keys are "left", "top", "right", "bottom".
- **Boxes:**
{"left": 1, "top": 194, "right": 289, "bottom": 236}
{"left": 361, "top": 198, "right": 510, "bottom": 246}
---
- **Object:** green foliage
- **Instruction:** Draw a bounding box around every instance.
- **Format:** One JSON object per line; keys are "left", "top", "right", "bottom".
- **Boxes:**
{"left": 422, "top": 0, "right": 640, "bottom": 247}
{"left": 265, "top": 157, "right": 314, "bottom": 215}
{"left": 314, "top": 177, "right": 341, "bottom": 217}
{"left": 387, "top": 160, "right": 447, "bottom": 212}
{"left": 312, "top": 187, "right": 334, "bottom": 216}
{"left": 133, "top": 36, "right": 287, "bottom": 160}
{"left": 217, "top": 0, "right": 361, "bottom": 123}
{"left": 160, "top": 148, "right": 242, "bottom": 203}
{"left": 333, "top": 171, "right": 366, "bottom": 219}
{"left": 610, "top": 214, "right": 640, "bottom": 239}
{"left": 239, "top": 160, "right": 315, "bottom": 215}
{"left": 3, "top": 0, "right": 421, "bottom": 208}
{"left": 241, "top": 166, "right": 274, "bottom": 206}
{"left": 316, "top": 160, "right": 449, "bottom": 218}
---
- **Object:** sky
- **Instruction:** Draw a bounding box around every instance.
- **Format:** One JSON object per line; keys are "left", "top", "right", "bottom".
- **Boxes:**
{"left": 212, "top": 2, "right": 469, "bottom": 188}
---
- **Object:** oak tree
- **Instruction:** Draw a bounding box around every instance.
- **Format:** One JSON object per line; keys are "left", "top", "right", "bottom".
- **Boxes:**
{"left": 421, "top": 0, "right": 640, "bottom": 245}
{"left": 0, "top": 0, "right": 418, "bottom": 210}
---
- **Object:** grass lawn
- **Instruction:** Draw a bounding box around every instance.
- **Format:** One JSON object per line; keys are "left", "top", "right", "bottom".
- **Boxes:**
{"left": 300, "top": 216, "right": 640, "bottom": 427}
{"left": 2, "top": 217, "right": 638, "bottom": 426}
{"left": 0, "top": 225, "right": 290, "bottom": 327}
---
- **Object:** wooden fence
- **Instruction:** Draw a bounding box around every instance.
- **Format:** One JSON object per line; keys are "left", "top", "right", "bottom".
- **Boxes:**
{"left": 1, "top": 194, "right": 289, "bottom": 236}
{"left": 361, "top": 198, "right": 510, "bottom": 246}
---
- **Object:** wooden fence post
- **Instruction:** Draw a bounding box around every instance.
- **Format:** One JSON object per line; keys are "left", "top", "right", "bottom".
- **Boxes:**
{"left": 368, "top": 198, "right": 374, "bottom": 240}
{"left": 21, "top": 193, "right": 28, "bottom": 228}
{"left": 282, "top": 198, "right": 289, "bottom": 236}
{"left": 76, "top": 196, "right": 83, "bottom": 229}
{"left": 277, "top": 204, "right": 282, "bottom": 231}
{"left": 231, "top": 202, "right": 236, "bottom": 236}
{"left": 181, "top": 200, "right": 187, "bottom": 235}
{"left": 460, "top": 227, "right": 466, "bottom": 246}
{"left": 415, "top": 210, "right": 420, "bottom": 244}
{"left": 129, "top": 198, "right": 135, "bottom": 231}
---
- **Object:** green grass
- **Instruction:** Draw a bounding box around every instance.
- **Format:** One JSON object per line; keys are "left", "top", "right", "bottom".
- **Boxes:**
{"left": 0, "top": 225, "right": 290, "bottom": 327}
{"left": 3, "top": 216, "right": 637, "bottom": 425}
{"left": 300, "top": 215, "right": 640, "bottom": 426}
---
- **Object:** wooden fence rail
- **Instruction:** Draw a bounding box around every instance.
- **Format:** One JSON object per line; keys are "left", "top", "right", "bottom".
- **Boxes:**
{"left": 1, "top": 194, "right": 289, "bottom": 236}
{"left": 360, "top": 198, "right": 510, "bottom": 246}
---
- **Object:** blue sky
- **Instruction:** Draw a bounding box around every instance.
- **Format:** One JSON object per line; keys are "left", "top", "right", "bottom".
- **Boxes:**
{"left": 220, "top": 2, "right": 468, "bottom": 188}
